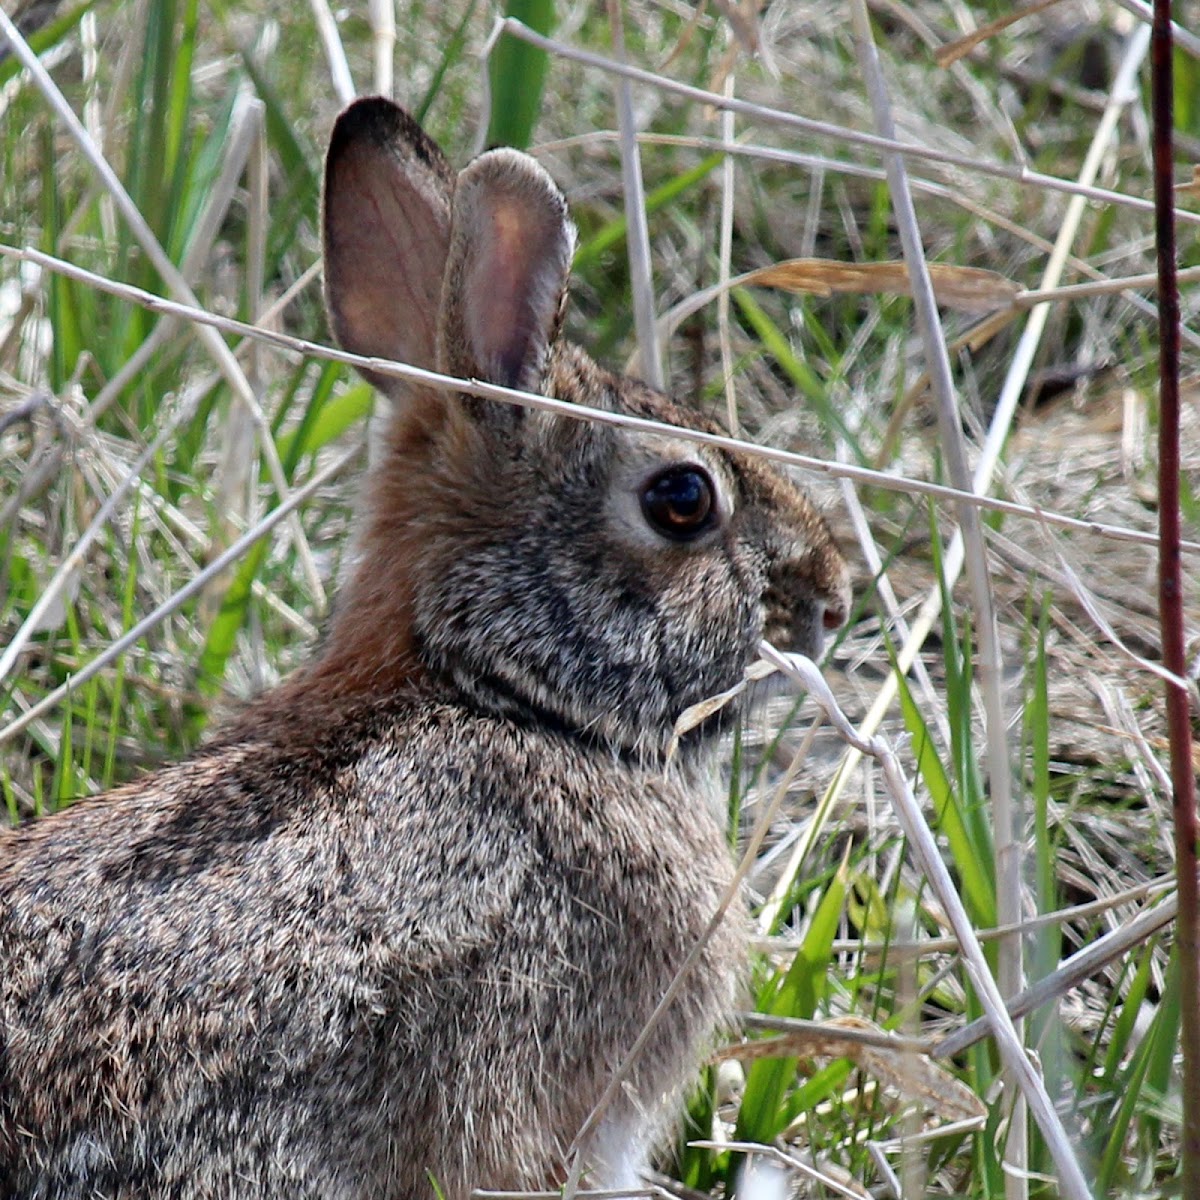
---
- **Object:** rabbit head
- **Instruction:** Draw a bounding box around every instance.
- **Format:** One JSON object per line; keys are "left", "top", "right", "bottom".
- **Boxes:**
{"left": 316, "top": 98, "right": 850, "bottom": 761}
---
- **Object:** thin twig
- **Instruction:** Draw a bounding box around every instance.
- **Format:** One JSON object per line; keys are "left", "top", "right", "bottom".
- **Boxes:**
{"left": 738, "top": 1013, "right": 930, "bottom": 1055}
{"left": 689, "top": 1140, "right": 864, "bottom": 1200}
{"left": 1019, "top": 265, "right": 1200, "bottom": 306}
{"left": 934, "top": 890, "right": 1180, "bottom": 1059}
{"left": 934, "top": 0, "right": 1068, "bottom": 69}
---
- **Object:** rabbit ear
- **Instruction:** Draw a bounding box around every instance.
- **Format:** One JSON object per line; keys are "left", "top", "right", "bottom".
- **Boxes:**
{"left": 323, "top": 98, "right": 455, "bottom": 396}
{"left": 438, "top": 149, "right": 576, "bottom": 396}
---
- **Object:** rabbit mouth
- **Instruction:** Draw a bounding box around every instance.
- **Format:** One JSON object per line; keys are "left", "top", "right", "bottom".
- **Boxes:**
{"left": 762, "top": 605, "right": 827, "bottom": 661}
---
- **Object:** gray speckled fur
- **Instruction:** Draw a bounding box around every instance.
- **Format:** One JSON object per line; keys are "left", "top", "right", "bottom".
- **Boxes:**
{"left": 0, "top": 99, "right": 851, "bottom": 1198}
{"left": 3, "top": 698, "right": 738, "bottom": 1197}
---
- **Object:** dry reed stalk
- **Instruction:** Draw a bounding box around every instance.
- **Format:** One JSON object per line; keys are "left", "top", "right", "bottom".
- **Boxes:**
{"left": 605, "top": 0, "right": 663, "bottom": 392}
{"left": 308, "top": 0, "right": 355, "bottom": 104}
{"left": 848, "top": 6, "right": 1027, "bottom": 1191}
{"left": 369, "top": 0, "right": 395, "bottom": 97}
{"left": 716, "top": 58, "right": 738, "bottom": 436}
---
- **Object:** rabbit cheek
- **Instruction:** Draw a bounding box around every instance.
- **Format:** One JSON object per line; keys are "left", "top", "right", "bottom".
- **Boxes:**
{"left": 762, "top": 565, "right": 828, "bottom": 658}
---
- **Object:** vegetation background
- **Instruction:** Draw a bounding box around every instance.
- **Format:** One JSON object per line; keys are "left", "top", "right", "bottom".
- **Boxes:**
{"left": 1, "top": 0, "right": 1197, "bottom": 1195}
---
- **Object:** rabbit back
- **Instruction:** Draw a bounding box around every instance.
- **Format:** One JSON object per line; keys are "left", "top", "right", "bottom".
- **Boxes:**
{"left": 1, "top": 689, "right": 741, "bottom": 1197}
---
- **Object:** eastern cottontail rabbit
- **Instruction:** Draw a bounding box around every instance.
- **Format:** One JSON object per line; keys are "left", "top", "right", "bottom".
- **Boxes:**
{"left": 0, "top": 98, "right": 851, "bottom": 1199}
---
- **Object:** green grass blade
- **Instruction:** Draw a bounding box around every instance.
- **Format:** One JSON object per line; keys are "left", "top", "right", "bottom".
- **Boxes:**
{"left": 673, "top": 1068, "right": 723, "bottom": 1190}
{"left": 415, "top": 0, "right": 479, "bottom": 125}
{"left": 2, "top": 767, "right": 17, "bottom": 826}
{"left": 926, "top": 507, "right": 996, "bottom": 896}
{"left": 276, "top": 375, "right": 372, "bottom": 471}
{"left": 1100, "top": 942, "right": 1155, "bottom": 1087}
{"left": 485, "top": 0, "right": 555, "bottom": 150}
{"left": 895, "top": 671, "right": 996, "bottom": 928}
{"left": 573, "top": 154, "right": 724, "bottom": 272}
{"left": 731, "top": 288, "right": 824, "bottom": 404}
{"left": 195, "top": 540, "right": 270, "bottom": 699}
{"left": 1097, "top": 949, "right": 1178, "bottom": 1192}
{"left": 128, "top": 0, "right": 178, "bottom": 271}
{"left": 785, "top": 1057, "right": 851, "bottom": 1122}
{"left": 1142, "top": 943, "right": 1183, "bottom": 1157}
{"left": 40, "top": 127, "right": 82, "bottom": 391}
{"left": 737, "top": 854, "right": 848, "bottom": 1142}
{"left": 1029, "top": 594, "right": 1055, "bottom": 939}
{"left": 165, "top": 0, "right": 199, "bottom": 189}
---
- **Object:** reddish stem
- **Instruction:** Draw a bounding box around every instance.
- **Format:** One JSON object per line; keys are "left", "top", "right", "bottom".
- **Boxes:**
{"left": 1151, "top": 0, "right": 1200, "bottom": 1191}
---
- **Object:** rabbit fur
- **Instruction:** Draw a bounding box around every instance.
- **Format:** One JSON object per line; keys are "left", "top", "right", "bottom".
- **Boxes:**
{"left": 0, "top": 98, "right": 851, "bottom": 1199}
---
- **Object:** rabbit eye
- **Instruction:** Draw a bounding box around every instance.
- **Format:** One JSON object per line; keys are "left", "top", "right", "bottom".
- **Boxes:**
{"left": 640, "top": 466, "right": 715, "bottom": 540}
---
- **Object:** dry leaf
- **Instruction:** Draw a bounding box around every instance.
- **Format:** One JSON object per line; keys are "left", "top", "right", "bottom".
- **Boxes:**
{"left": 741, "top": 258, "right": 1020, "bottom": 315}
{"left": 718, "top": 1015, "right": 987, "bottom": 1127}
{"left": 667, "top": 660, "right": 777, "bottom": 758}
{"left": 934, "top": 0, "right": 1067, "bottom": 68}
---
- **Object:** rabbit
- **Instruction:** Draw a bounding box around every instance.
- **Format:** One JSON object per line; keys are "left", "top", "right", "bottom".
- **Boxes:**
{"left": 0, "top": 97, "right": 852, "bottom": 1200}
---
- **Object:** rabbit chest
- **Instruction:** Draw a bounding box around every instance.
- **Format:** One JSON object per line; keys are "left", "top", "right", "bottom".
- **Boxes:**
{"left": 344, "top": 700, "right": 747, "bottom": 1193}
